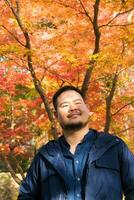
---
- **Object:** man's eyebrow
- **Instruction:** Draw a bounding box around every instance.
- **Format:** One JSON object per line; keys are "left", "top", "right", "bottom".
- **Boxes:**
{"left": 74, "top": 99, "right": 82, "bottom": 102}
{"left": 59, "top": 101, "right": 69, "bottom": 106}
{"left": 59, "top": 99, "right": 82, "bottom": 105}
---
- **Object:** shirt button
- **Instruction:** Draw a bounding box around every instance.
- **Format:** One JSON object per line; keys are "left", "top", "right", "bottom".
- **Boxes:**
{"left": 76, "top": 193, "right": 80, "bottom": 197}
{"left": 75, "top": 160, "right": 79, "bottom": 164}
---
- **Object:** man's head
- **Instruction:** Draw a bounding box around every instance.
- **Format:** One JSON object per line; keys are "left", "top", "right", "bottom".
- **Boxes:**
{"left": 53, "top": 86, "right": 90, "bottom": 131}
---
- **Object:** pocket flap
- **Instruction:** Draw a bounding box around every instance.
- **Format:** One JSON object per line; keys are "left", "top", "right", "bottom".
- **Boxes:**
{"left": 47, "top": 168, "right": 57, "bottom": 177}
{"left": 95, "top": 154, "right": 120, "bottom": 172}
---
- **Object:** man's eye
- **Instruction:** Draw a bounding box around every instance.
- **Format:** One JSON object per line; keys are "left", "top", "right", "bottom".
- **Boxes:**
{"left": 61, "top": 104, "right": 69, "bottom": 107}
{"left": 75, "top": 102, "right": 81, "bottom": 105}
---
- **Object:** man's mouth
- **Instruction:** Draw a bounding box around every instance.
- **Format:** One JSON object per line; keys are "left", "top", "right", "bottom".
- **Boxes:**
{"left": 67, "top": 111, "right": 81, "bottom": 118}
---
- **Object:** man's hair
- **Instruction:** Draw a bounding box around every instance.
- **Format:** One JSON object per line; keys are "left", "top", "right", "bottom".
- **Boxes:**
{"left": 53, "top": 85, "right": 84, "bottom": 110}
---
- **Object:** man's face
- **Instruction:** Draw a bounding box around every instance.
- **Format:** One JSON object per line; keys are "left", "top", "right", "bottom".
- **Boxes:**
{"left": 56, "top": 90, "right": 90, "bottom": 131}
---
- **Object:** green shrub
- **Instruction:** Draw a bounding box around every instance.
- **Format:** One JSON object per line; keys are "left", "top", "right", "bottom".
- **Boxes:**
{"left": 0, "top": 173, "right": 19, "bottom": 200}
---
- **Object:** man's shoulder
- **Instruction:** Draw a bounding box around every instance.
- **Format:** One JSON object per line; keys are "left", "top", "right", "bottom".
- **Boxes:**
{"left": 91, "top": 129, "right": 124, "bottom": 148}
{"left": 40, "top": 139, "right": 56, "bottom": 148}
{"left": 91, "top": 128, "right": 120, "bottom": 138}
{"left": 37, "top": 137, "right": 62, "bottom": 157}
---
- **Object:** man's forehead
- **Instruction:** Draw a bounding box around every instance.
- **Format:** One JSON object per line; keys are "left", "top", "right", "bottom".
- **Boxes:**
{"left": 58, "top": 90, "right": 82, "bottom": 99}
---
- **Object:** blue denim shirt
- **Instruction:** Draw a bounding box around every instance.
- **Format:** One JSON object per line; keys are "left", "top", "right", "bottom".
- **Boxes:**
{"left": 59, "top": 129, "right": 96, "bottom": 200}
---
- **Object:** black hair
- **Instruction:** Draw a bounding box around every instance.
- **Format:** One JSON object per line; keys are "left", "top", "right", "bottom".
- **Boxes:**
{"left": 53, "top": 85, "right": 83, "bottom": 110}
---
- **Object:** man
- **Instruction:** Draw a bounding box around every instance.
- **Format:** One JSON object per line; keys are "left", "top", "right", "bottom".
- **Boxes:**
{"left": 18, "top": 85, "right": 134, "bottom": 200}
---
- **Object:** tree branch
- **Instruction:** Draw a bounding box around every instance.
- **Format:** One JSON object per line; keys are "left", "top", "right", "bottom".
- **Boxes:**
{"left": 9, "top": 147, "right": 25, "bottom": 180}
{"left": 4, "top": 0, "right": 26, "bottom": 34}
{"left": 15, "top": 0, "right": 20, "bottom": 17}
{"left": 1, "top": 25, "right": 25, "bottom": 47}
{"left": 27, "top": 55, "right": 58, "bottom": 139}
{"left": 81, "top": 62, "right": 94, "bottom": 99}
{"left": 112, "top": 99, "right": 134, "bottom": 116}
{"left": 106, "top": 22, "right": 134, "bottom": 27}
{"left": 54, "top": 0, "right": 89, "bottom": 16}
{"left": 48, "top": 69, "right": 74, "bottom": 86}
{"left": 1, "top": 154, "right": 21, "bottom": 185}
{"left": 78, "top": 0, "right": 93, "bottom": 24}
{"left": 81, "top": 0, "right": 101, "bottom": 98}
{"left": 99, "top": 8, "right": 134, "bottom": 28}
{"left": 93, "top": 0, "right": 101, "bottom": 54}
{"left": 40, "top": 60, "right": 60, "bottom": 82}
{"left": 4, "top": 0, "right": 58, "bottom": 139}
{"left": 104, "top": 73, "right": 118, "bottom": 133}
{"left": 117, "top": 126, "right": 134, "bottom": 134}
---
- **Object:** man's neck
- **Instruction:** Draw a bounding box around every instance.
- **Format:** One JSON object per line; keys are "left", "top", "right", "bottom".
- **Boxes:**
{"left": 63, "top": 125, "right": 89, "bottom": 154}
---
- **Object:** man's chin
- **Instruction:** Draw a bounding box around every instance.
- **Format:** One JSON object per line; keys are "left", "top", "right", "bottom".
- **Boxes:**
{"left": 61, "top": 122, "right": 85, "bottom": 131}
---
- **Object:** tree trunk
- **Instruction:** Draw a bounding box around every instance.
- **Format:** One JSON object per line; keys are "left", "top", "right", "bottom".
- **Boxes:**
{"left": 104, "top": 73, "right": 118, "bottom": 133}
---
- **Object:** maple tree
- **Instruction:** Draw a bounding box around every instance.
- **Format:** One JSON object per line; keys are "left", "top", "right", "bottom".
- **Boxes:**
{"left": 0, "top": 0, "right": 134, "bottom": 185}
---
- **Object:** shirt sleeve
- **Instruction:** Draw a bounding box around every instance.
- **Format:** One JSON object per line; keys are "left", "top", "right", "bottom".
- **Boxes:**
{"left": 120, "top": 141, "right": 134, "bottom": 200}
{"left": 17, "top": 155, "right": 41, "bottom": 200}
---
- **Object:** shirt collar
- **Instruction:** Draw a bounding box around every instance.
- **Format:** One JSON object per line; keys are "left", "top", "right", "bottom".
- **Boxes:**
{"left": 59, "top": 129, "right": 95, "bottom": 149}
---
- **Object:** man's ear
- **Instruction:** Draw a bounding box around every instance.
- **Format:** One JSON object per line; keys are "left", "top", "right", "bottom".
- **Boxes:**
{"left": 85, "top": 104, "right": 93, "bottom": 116}
{"left": 85, "top": 103, "right": 90, "bottom": 110}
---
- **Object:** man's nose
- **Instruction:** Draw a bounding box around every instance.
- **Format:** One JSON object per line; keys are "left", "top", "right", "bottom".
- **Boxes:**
{"left": 69, "top": 103, "right": 77, "bottom": 111}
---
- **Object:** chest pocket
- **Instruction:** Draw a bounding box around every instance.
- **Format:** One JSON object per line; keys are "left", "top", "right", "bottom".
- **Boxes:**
{"left": 41, "top": 161, "right": 58, "bottom": 182}
{"left": 95, "top": 148, "right": 120, "bottom": 172}
{"left": 42, "top": 168, "right": 59, "bottom": 184}
{"left": 47, "top": 168, "right": 57, "bottom": 177}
